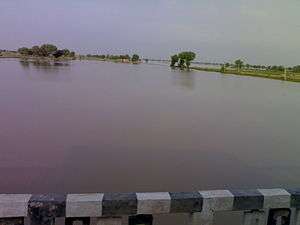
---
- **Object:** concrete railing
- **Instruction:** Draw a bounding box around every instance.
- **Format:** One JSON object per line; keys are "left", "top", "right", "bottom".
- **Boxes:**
{"left": 0, "top": 188, "right": 299, "bottom": 225}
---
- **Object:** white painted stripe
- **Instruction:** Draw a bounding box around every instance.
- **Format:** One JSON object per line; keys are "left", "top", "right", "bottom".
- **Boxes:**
{"left": 258, "top": 188, "right": 291, "bottom": 208}
{"left": 199, "top": 190, "right": 234, "bottom": 212}
{"left": 66, "top": 193, "right": 104, "bottom": 217}
{"left": 137, "top": 192, "right": 171, "bottom": 214}
{"left": 0, "top": 194, "right": 32, "bottom": 218}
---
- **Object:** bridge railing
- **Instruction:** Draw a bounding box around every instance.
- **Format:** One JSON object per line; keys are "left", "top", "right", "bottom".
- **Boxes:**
{"left": 0, "top": 188, "right": 299, "bottom": 225}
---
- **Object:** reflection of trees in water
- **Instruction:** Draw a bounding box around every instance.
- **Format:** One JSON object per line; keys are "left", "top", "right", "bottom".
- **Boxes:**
{"left": 19, "top": 59, "right": 71, "bottom": 82}
{"left": 172, "top": 71, "right": 195, "bottom": 90}
{"left": 19, "top": 60, "right": 30, "bottom": 68}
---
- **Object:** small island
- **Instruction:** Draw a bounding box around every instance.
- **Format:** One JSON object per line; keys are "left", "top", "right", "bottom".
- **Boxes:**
{"left": 0, "top": 44, "right": 141, "bottom": 65}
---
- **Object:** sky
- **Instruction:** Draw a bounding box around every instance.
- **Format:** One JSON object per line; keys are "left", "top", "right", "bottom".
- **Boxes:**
{"left": 0, "top": 0, "right": 299, "bottom": 65}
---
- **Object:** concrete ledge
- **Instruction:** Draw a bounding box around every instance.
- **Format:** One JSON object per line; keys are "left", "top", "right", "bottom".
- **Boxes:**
{"left": 0, "top": 189, "right": 299, "bottom": 219}
{"left": 66, "top": 193, "right": 104, "bottom": 217}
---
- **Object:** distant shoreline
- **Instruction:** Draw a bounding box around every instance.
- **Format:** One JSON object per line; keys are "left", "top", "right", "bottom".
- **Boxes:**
{"left": 0, "top": 55, "right": 142, "bottom": 66}
{"left": 190, "top": 66, "right": 300, "bottom": 83}
{"left": 1, "top": 54, "right": 299, "bottom": 82}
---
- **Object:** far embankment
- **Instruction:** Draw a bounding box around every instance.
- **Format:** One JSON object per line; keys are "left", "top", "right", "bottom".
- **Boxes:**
{"left": 191, "top": 66, "right": 300, "bottom": 83}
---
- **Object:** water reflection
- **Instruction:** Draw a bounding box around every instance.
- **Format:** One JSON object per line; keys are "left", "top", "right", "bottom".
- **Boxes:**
{"left": 171, "top": 70, "right": 195, "bottom": 90}
{"left": 19, "top": 59, "right": 72, "bottom": 82}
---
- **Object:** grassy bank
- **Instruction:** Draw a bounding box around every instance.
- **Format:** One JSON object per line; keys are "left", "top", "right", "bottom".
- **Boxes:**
{"left": 191, "top": 66, "right": 300, "bottom": 82}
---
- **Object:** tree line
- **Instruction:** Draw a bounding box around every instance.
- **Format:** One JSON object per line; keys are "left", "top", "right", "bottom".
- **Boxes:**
{"left": 222, "top": 59, "right": 300, "bottom": 73}
{"left": 18, "top": 44, "right": 75, "bottom": 58}
{"left": 86, "top": 54, "right": 140, "bottom": 62}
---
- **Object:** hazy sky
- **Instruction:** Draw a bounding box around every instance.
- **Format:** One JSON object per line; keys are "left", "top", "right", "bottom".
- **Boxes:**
{"left": 0, "top": 0, "right": 299, "bottom": 65}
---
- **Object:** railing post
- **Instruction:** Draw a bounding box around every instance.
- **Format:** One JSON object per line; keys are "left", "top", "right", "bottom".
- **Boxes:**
{"left": 0, "top": 218, "right": 24, "bottom": 225}
{"left": 0, "top": 194, "right": 31, "bottom": 225}
{"left": 65, "top": 193, "right": 104, "bottom": 225}
{"left": 197, "top": 190, "right": 235, "bottom": 225}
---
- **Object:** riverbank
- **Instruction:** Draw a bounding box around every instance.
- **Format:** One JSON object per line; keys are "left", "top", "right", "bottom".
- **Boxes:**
{"left": 191, "top": 66, "right": 300, "bottom": 82}
{"left": 82, "top": 56, "right": 142, "bottom": 64}
{"left": 0, "top": 53, "right": 141, "bottom": 64}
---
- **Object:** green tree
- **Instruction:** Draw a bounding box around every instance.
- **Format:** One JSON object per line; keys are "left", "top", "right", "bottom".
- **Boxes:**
{"left": 62, "top": 49, "right": 70, "bottom": 56}
{"left": 18, "top": 47, "right": 30, "bottom": 55}
{"left": 31, "top": 46, "right": 41, "bottom": 56}
{"left": 69, "top": 52, "right": 75, "bottom": 58}
{"left": 170, "top": 54, "right": 179, "bottom": 67}
{"left": 40, "top": 44, "right": 58, "bottom": 56}
{"left": 53, "top": 50, "right": 64, "bottom": 58}
{"left": 234, "top": 59, "right": 244, "bottom": 72}
{"left": 293, "top": 65, "right": 300, "bottom": 73}
{"left": 220, "top": 65, "right": 226, "bottom": 73}
{"left": 178, "top": 51, "right": 196, "bottom": 69}
{"left": 132, "top": 54, "right": 140, "bottom": 62}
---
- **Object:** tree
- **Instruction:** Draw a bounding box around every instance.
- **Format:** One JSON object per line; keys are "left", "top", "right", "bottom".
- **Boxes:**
{"left": 178, "top": 51, "right": 196, "bottom": 69}
{"left": 170, "top": 54, "right": 179, "bottom": 67}
{"left": 132, "top": 54, "right": 140, "bottom": 62}
{"left": 234, "top": 59, "right": 244, "bottom": 72}
{"left": 220, "top": 65, "right": 226, "bottom": 73}
{"left": 177, "top": 58, "right": 185, "bottom": 69}
{"left": 62, "top": 49, "right": 70, "bottom": 56}
{"left": 69, "top": 52, "right": 75, "bottom": 58}
{"left": 31, "top": 46, "right": 41, "bottom": 56}
{"left": 40, "top": 44, "right": 58, "bottom": 56}
{"left": 293, "top": 65, "right": 300, "bottom": 73}
{"left": 18, "top": 47, "right": 30, "bottom": 55}
{"left": 53, "top": 50, "right": 64, "bottom": 58}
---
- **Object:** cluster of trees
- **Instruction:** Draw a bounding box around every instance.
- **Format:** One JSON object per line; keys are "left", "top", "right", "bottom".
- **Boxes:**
{"left": 18, "top": 44, "right": 75, "bottom": 58}
{"left": 86, "top": 54, "right": 140, "bottom": 62}
{"left": 170, "top": 52, "right": 196, "bottom": 69}
{"left": 223, "top": 59, "right": 295, "bottom": 73}
{"left": 292, "top": 65, "right": 300, "bottom": 73}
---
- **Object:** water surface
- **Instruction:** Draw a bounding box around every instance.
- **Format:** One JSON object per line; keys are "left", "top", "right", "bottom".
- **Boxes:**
{"left": 0, "top": 59, "right": 300, "bottom": 194}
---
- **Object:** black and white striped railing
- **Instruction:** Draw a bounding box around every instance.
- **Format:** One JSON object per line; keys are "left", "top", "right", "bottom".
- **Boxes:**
{"left": 0, "top": 188, "right": 300, "bottom": 225}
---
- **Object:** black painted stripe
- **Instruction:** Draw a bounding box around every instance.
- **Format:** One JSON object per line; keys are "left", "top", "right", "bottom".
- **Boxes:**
{"left": 28, "top": 194, "right": 67, "bottom": 224}
{"left": 0, "top": 218, "right": 24, "bottom": 225}
{"left": 102, "top": 192, "right": 137, "bottom": 216}
{"left": 230, "top": 189, "right": 264, "bottom": 210}
{"left": 286, "top": 189, "right": 300, "bottom": 208}
{"left": 65, "top": 217, "right": 90, "bottom": 225}
{"left": 169, "top": 192, "right": 203, "bottom": 213}
{"left": 129, "top": 215, "right": 153, "bottom": 225}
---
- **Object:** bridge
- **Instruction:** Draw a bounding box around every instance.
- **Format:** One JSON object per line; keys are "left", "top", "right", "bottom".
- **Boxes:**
{"left": 0, "top": 188, "right": 299, "bottom": 225}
